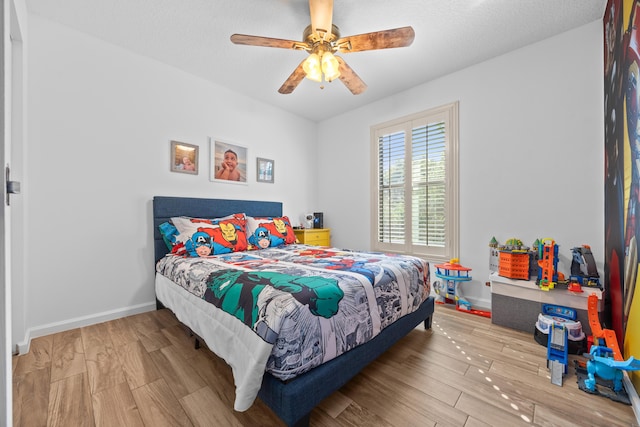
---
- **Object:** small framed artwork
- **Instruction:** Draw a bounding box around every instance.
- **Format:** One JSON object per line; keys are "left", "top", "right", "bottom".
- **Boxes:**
{"left": 210, "top": 138, "right": 248, "bottom": 184}
{"left": 170, "top": 140, "right": 198, "bottom": 175}
{"left": 256, "top": 158, "right": 274, "bottom": 183}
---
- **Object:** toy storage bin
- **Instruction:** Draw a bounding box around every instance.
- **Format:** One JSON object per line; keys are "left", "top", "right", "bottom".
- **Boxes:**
{"left": 498, "top": 252, "right": 530, "bottom": 280}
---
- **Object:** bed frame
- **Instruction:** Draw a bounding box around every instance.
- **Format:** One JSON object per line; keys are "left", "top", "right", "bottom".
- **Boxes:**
{"left": 152, "top": 196, "right": 435, "bottom": 427}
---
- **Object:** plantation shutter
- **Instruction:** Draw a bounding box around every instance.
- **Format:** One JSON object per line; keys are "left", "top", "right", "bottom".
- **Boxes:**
{"left": 377, "top": 131, "right": 405, "bottom": 244}
{"left": 372, "top": 101, "right": 458, "bottom": 261}
{"left": 412, "top": 121, "right": 446, "bottom": 247}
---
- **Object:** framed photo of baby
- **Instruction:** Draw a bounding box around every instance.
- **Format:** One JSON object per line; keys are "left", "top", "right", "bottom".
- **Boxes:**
{"left": 170, "top": 140, "right": 198, "bottom": 175}
{"left": 210, "top": 138, "right": 248, "bottom": 184}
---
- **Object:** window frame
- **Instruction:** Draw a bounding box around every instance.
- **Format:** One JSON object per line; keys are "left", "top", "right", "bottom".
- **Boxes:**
{"left": 370, "top": 101, "right": 459, "bottom": 263}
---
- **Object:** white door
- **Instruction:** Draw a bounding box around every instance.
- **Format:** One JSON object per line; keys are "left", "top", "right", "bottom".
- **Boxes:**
{"left": 8, "top": 0, "right": 22, "bottom": 355}
{"left": 2, "top": 0, "right": 24, "bottom": 424}
{"left": 1, "top": 0, "right": 10, "bottom": 424}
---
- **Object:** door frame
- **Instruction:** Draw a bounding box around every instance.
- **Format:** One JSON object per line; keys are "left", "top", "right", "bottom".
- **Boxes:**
{"left": 3, "top": 0, "right": 25, "bottom": 424}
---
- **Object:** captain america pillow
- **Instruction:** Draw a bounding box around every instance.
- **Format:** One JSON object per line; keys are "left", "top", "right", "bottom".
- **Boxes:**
{"left": 246, "top": 215, "right": 296, "bottom": 248}
{"left": 169, "top": 214, "right": 249, "bottom": 257}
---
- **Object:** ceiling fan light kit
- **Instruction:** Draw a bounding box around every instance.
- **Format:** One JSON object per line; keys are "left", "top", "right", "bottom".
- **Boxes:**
{"left": 320, "top": 52, "right": 340, "bottom": 82}
{"left": 303, "top": 53, "right": 323, "bottom": 82}
{"left": 303, "top": 48, "right": 340, "bottom": 83}
{"left": 230, "top": 0, "right": 414, "bottom": 94}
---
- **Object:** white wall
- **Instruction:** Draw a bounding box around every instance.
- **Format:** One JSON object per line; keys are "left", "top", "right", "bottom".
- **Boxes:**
{"left": 20, "top": 15, "right": 318, "bottom": 350}
{"left": 317, "top": 21, "right": 604, "bottom": 309}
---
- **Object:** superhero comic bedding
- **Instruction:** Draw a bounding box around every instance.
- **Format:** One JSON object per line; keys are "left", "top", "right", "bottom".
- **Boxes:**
{"left": 152, "top": 196, "right": 435, "bottom": 427}
{"left": 156, "top": 245, "right": 430, "bottom": 409}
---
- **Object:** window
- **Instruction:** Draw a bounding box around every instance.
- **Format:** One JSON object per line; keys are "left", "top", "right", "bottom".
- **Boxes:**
{"left": 370, "top": 102, "right": 459, "bottom": 262}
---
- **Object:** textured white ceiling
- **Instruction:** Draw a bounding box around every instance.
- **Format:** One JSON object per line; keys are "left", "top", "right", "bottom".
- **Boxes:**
{"left": 26, "top": 0, "right": 606, "bottom": 122}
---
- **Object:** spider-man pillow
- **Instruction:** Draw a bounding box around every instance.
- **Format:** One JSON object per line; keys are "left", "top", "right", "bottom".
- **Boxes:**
{"left": 165, "top": 213, "right": 248, "bottom": 257}
{"left": 246, "top": 215, "right": 296, "bottom": 249}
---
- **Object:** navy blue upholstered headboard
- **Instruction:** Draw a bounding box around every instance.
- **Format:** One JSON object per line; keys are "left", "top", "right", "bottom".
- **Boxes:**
{"left": 153, "top": 196, "right": 283, "bottom": 262}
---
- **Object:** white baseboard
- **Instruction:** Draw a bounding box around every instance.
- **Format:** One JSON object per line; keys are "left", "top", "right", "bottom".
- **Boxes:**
{"left": 624, "top": 372, "right": 640, "bottom": 426}
{"left": 16, "top": 301, "right": 157, "bottom": 355}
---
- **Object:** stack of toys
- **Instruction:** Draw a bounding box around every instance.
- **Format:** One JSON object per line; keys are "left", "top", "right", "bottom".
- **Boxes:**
{"left": 489, "top": 236, "right": 639, "bottom": 401}
{"left": 488, "top": 237, "right": 602, "bottom": 292}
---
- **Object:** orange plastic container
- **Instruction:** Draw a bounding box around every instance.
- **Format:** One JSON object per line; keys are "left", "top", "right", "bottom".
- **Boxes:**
{"left": 498, "top": 251, "right": 530, "bottom": 280}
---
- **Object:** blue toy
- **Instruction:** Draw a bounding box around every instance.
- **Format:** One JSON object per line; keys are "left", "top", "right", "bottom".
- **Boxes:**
{"left": 583, "top": 345, "right": 640, "bottom": 394}
{"left": 547, "top": 323, "right": 568, "bottom": 386}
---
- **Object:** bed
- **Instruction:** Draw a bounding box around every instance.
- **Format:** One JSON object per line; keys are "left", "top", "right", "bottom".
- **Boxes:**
{"left": 152, "top": 196, "right": 435, "bottom": 426}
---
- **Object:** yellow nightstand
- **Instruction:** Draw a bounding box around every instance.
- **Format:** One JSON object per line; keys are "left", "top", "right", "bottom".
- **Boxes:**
{"left": 294, "top": 228, "right": 331, "bottom": 246}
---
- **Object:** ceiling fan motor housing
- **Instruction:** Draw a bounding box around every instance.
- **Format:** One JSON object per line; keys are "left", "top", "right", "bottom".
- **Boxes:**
{"left": 303, "top": 24, "right": 340, "bottom": 46}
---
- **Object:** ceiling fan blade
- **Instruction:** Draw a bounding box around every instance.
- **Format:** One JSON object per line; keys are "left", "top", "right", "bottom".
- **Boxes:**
{"left": 336, "top": 56, "right": 367, "bottom": 95}
{"left": 278, "top": 60, "right": 307, "bottom": 94}
{"left": 230, "top": 34, "right": 306, "bottom": 50}
{"left": 336, "top": 26, "right": 415, "bottom": 53}
{"left": 309, "top": 0, "right": 333, "bottom": 38}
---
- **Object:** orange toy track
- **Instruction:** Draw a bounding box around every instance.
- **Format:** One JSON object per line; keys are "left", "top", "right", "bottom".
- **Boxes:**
{"left": 588, "top": 293, "right": 623, "bottom": 361}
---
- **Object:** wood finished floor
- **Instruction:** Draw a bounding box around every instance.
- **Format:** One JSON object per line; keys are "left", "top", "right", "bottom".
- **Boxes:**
{"left": 12, "top": 304, "right": 639, "bottom": 427}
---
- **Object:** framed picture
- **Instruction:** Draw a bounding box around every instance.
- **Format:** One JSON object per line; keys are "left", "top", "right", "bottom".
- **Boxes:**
{"left": 256, "top": 157, "right": 274, "bottom": 183}
{"left": 170, "top": 140, "right": 198, "bottom": 175}
{"left": 210, "top": 138, "right": 248, "bottom": 184}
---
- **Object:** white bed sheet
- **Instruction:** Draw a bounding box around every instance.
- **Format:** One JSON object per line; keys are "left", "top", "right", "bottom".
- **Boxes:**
{"left": 155, "top": 272, "right": 272, "bottom": 411}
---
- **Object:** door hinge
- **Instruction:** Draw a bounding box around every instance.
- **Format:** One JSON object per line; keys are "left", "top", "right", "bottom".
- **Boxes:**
{"left": 6, "top": 165, "right": 21, "bottom": 206}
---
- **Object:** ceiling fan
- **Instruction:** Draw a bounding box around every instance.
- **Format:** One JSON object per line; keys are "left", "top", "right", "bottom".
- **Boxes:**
{"left": 230, "top": 0, "right": 415, "bottom": 95}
